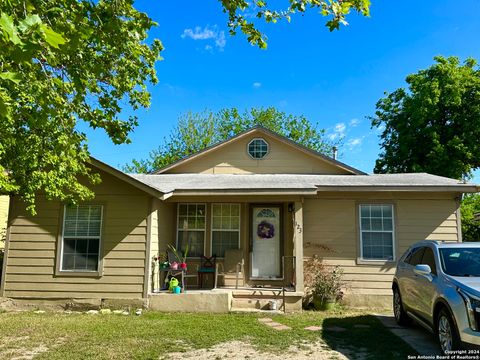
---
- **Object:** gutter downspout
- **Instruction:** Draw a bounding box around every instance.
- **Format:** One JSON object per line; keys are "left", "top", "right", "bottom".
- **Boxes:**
{"left": 455, "top": 195, "right": 463, "bottom": 243}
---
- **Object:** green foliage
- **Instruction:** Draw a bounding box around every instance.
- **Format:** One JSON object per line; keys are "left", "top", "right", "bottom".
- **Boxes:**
{"left": 306, "top": 257, "right": 344, "bottom": 303}
{"left": 219, "top": 0, "right": 371, "bottom": 48}
{"left": 0, "top": 1, "right": 162, "bottom": 213}
{"left": 124, "top": 107, "right": 338, "bottom": 173}
{"left": 461, "top": 194, "right": 480, "bottom": 242}
{"left": 371, "top": 56, "right": 480, "bottom": 180}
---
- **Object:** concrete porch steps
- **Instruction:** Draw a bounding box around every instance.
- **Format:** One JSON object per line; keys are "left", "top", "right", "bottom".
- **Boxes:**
{"left": 230, "top": 307, "right": 284, "bottom": 314}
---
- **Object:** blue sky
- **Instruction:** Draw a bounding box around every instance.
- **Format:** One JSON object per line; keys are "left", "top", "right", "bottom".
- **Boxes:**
{"left": 82, "top": 0, "right": 480, "bottom": 180}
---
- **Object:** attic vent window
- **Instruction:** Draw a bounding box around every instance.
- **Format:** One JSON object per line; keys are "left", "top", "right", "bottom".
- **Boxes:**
{"left": 247, "top": 138, "right": 269, "bottom": 159}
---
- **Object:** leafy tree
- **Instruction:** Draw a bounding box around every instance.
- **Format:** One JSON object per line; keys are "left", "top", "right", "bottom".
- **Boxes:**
{"left": 124, "top": 107, "right": 338, "bottom": 173}
{"left": 220, "top": 0, "right": 370, "bottom": 48}
{"left": 0, "top": 0, "right": 369, "bottom": 214}
{"left": 461, "top": 194, "right": 480, "bottom": 242}
{"left": 0, "top": 1, "right": 162, "bottom": 213}
{"left": 371, "top": 56, "right": 480, "bottom": 180}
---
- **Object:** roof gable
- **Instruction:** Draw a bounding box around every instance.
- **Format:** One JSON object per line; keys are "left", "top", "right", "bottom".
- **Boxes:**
{"left": 156, "top": 127, "right": 365, "bottom": 175}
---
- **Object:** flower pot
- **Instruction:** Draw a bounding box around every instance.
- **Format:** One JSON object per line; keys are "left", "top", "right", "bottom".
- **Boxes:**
{"left": 170, "top": 262, "right": 178, "bottom": 270}
{"left": 160, "top": 262, "right": 169, "bottom": 269}
{"left": 313, "top": 296, "right": 336, "bottom": 311}
{"left": 180, "top": 262, "right": 187, "bottom": 269}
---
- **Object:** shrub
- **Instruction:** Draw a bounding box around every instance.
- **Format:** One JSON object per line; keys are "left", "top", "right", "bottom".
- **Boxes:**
{"left": 303, "top": 256, "right": 344, "bottom": 307}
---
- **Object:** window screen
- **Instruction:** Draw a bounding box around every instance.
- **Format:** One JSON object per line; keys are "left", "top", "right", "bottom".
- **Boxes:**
{"left": 62, "top": 205, "right": 102, "bottom": 271}
{"left": 359, "top": 204, "right": 395, "bottom": 260}
{"left": 177, "top": 204, "right": 206, "bottom": 257}
{"left": 211, "top": 203, "right": 240, "bottom": 257}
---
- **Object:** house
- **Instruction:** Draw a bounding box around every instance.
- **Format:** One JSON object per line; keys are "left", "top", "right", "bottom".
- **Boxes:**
{"left": 0, "top": 127, "right": 478, "bottom": 311}
{"left": 0, "top": 195, "right": 8, "bottom": 249}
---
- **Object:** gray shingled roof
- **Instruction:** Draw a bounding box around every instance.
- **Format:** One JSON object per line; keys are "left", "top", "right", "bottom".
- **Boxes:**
{"left": 129, "top": 173, "right": 478, "bottom": 194}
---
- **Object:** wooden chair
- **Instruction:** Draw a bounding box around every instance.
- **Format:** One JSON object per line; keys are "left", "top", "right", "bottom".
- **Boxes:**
{"left": 197, "top": 255, "right": 216, "bottom": 288}
{"left": 215, "top": 249, "right": 245, "bottom": 289}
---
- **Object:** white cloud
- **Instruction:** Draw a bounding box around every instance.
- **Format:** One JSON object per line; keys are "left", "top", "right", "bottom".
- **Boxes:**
{"left": 348, "top": 137, "right": 362, "bottom": 147}
{"left": 327, "top": 122, "right": 346, "bottom": 141}
{"left": 253, "top": 82, "right": 262, "bottom": 88}
{"left": 349, "top": 118, "right": 360, "bottom": 127}
{"left": 376, "top": 124, "right": 386, "bottom": 133}
{"left": 181, "top": 25, "right": 226, "bottom": 51}
{"left": 346, "top": 136, "right": 365, "bottom": 151}
{"left": 335, "top": 122, "right": 346, "bottom": 134}
{"left": 215, "top": 31, "right": 226, "bottom": 49}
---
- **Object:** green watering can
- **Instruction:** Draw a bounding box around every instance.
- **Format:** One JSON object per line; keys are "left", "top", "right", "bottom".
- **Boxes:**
{"left": 169, "top": 277, "right": 179, "bottom": 292}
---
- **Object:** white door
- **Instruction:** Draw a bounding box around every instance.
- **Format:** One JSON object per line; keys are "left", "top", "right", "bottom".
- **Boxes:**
{"left": 251, "top": 206, "right": 281, "bottom": 279}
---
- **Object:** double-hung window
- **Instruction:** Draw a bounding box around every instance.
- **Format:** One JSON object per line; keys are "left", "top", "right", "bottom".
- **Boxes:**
{"left": 359, "top": 204, "right": 395, "bottom": 261}
{"left": 211, "top": 203, "right": 240, "bottom": 257}
{"left": 61, "top": 205, "right": 103, "bottom": 272}
{"left": 177, "top": 204, "right": 206, "bottom": 257}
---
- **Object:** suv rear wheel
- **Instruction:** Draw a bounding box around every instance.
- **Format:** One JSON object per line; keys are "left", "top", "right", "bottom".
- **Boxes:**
{"left": 393, "top": 287, "right": 411, "bottom": 325}
{"left": 436, "top": 308, "right": 461, "bottom": 354}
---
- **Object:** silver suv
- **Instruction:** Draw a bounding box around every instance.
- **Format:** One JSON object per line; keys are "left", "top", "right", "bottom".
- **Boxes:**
{"left": 392, "top": 241, "right": 480, "bottom": 353}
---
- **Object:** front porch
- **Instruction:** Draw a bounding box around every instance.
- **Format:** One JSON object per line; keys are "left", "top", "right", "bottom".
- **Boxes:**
{"left": 148, "top": 199, "right": 306, "bottom": 312}
{"left": 148, "top": 287, "right": 304, "bottom": 313}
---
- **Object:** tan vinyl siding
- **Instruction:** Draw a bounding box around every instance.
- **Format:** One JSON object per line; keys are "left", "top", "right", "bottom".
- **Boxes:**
{"left": 303, "top": 192, "right": 460, "bottom": 296}
{"left": 3, "top": 168, "right": 150, "bottom": 299}
{"left": 166, "top": 132, "right": 350, "bottom": 175}
{"left": 0, "top": 196, "right": 9, "bottom": 249}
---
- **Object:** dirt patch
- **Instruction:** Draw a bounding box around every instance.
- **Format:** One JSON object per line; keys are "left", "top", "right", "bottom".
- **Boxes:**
{"left": 0, "top": 335, "right": 66, "bottom": 360}
{"left": 0, "top": 298, "right": 18, "bottom": 312}
{"left": 162, "top": 340, "right": 352, "bottom": 360}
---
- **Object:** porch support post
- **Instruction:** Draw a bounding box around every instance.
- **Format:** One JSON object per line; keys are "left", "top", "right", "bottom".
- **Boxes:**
{"left": 294, "top": 201, "right": 304, "bottom": 292}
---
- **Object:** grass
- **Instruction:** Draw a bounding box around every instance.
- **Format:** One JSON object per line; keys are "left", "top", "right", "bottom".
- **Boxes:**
{"left": 0, "top": 309, "right": 417, "bottom": 360}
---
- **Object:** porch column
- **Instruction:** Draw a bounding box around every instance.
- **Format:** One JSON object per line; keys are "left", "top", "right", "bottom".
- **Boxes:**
{"left": 294, "top": 201, "right": 304, "bottom": 292}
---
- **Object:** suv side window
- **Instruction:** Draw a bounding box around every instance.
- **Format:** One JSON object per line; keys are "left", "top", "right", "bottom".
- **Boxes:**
{"left": 402, "top": 248, "right": 413, "bottom": 263}
{"left": 421, "top": 247, "right": 437, "bottom": 275}
{"left": 407, "top": 247, "right": 425, "bottom": 266}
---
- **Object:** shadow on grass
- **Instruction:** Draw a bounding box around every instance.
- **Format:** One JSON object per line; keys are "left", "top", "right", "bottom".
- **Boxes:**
{"left": 321, "top": 314, "right": 419, "bottom": 360}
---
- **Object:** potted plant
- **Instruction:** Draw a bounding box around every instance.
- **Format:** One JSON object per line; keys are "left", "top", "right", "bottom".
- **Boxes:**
{"left": 303, "top": 256, "right": 344, "bottom": 310}
{"left": 167, "top": 244, "right": 188, "bottom": 269}
{"left": 311, "top": 265, "right": 344, "bottom": 310}
{"left": 179, "top": 244, "right": 189, "bottom": 269}
{"left": 157, "top": 253, "right": 168, "bottom": 269}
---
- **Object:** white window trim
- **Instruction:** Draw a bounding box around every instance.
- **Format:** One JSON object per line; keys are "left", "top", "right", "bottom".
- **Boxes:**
{"left": 358, "top": 203, "right": 396, "bottom": 262}
{"left": 247, "top": 137, "right": 269, "bottom": 160}
{"left": 60, "top": 204, "right": 104, "bottom": 273}
{"left": 210, "top": 203, "right": 241, "bottom": 258}
{"left": 176, "top": 203, "right": 206, "bottom": 258}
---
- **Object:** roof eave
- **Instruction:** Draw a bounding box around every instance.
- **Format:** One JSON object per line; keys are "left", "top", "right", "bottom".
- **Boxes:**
{"left": 168, "top": 188, "right": 318, "bottom": 197}
{"left": 89, "top": 157, "right": 165, "bottom": 197}
{"left": 315, "top": 185, "right": 479, "bottom": 192}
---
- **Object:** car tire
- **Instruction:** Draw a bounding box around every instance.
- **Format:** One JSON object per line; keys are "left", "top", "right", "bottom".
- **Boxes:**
{"left": 436, "top": 308, "right": 461, "bottom": 355}
{"left": 393, "top": 287, "right": 411, "bottom": 326}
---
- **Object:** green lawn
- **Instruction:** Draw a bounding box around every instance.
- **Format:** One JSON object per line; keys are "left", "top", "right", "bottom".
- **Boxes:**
{"left": 0, "top": 309, "right": 417, "bottom": 359}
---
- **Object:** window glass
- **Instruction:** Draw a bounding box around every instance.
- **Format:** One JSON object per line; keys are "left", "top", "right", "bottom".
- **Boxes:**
{"left": 62, "top": 205, "right": 102, "bottom": 272}
{"left": 211, "top": 204, "right": 240, "bottom": 257}
{"left": 440, "top": 248, "right": 480, "bottom": 277}
{"left": 407, "top": 247, "right": 426, "bottom": 266}
{"left": 177, "top": 204, "right": 205, "bottom": 257}
{"left": 421, "top": 247, "right": 437, "bottom": 275}
{"left": 359, "top": 204, "right": 395, "bottom": 260}
{"left": 247, "top": 138, "right": 269, "bottom": 159}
